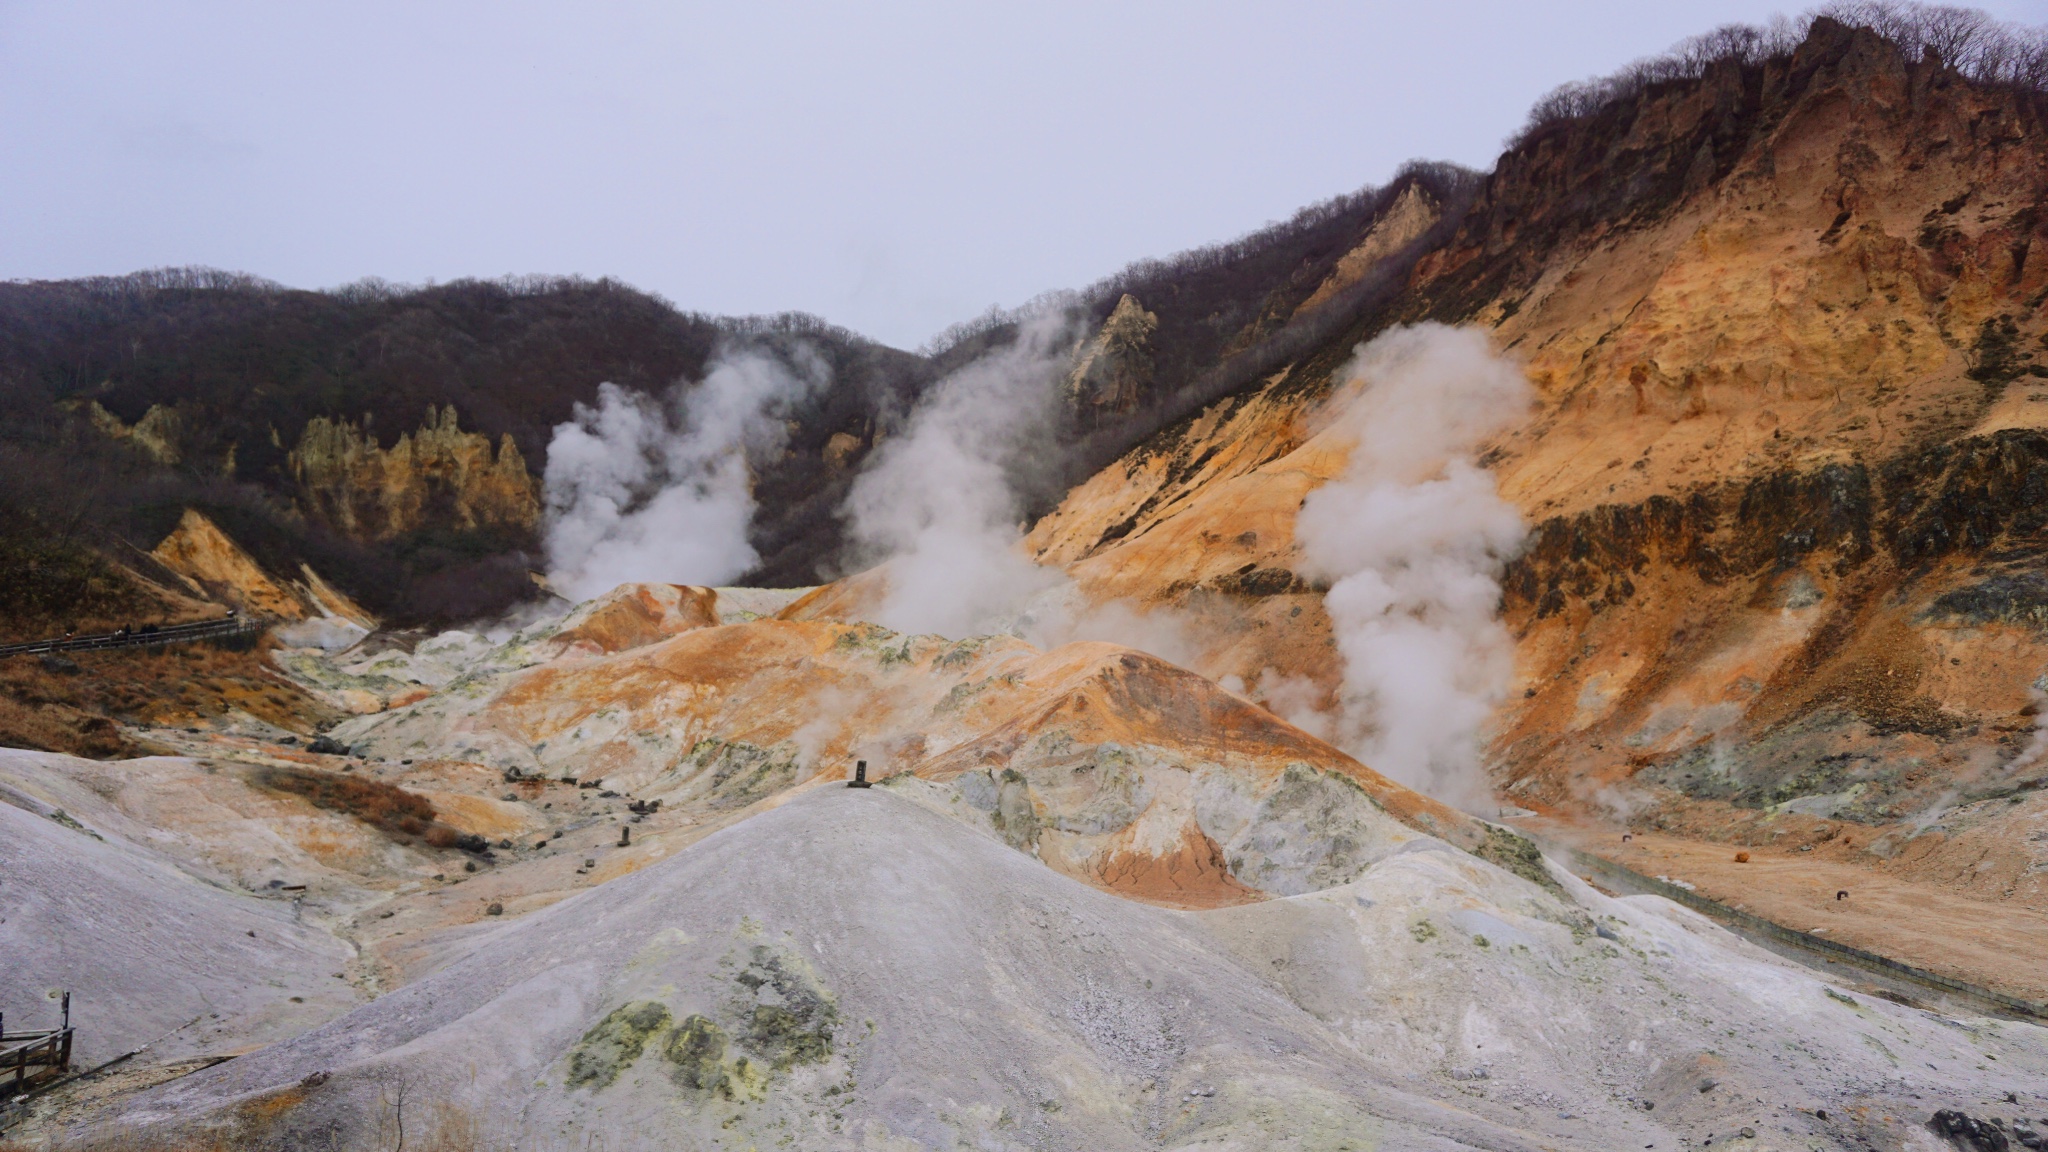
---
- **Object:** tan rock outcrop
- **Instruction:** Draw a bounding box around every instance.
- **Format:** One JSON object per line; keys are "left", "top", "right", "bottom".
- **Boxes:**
{"left": 1290, "top": 181, "right": 1440, "bottom": 317}
{"left": 85, "top": 400, "right": 184, "bottom": 466}
{"left": 822, "top": 431, "right": 863, "bottom": 470}
{"left": 151, "top": 509, "right": 375, "bottom": 627}
{"left": 541, "top": 582, "right": 721, "bottom": 659}
{"left": 151, "top": 510, "right": 309, "bottom": 620}
{"left": 1065, "top": 294, "right": 1158, "bottom": 419}
{"left": 288, "top": 405, "right": 539, "bottom": 541}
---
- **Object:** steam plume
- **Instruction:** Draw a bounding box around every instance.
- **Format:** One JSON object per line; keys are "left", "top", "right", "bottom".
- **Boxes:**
{"left": 840, "top": 307, "right": 1201, "bottom": 664}
{"left": 543, "top": 351, "right": 822, "bottom": 602}
{"left": 1296, "top": 324, "right": 1530, "bottom": 811}
{"left": 843, "top": 311, "right": 1076, "bottom": 638}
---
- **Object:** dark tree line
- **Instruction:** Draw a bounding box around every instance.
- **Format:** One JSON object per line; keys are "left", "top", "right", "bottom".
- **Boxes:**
{"left": 1515, "top": 1, "right": 2048, "bottom": 147}
{"left": 6, "top": 2, "right": 2037, "bottom": 629}
{"left": 0, "top": 273, "right": 936, "bottom": 622}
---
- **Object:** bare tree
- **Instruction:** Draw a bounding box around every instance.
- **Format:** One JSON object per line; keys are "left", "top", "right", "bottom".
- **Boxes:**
{"left": 1511, "top": 1, "right": 2048, "bottom": 147}
{"left": 376, "top": 1068, "right": 412, "bottom": 1152}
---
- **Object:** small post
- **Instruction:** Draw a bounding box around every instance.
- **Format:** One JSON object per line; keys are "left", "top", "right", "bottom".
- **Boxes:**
{"left": 847, "top": 759, "right": 871, "bottom": 789}
{"left": 61, "top": 991, "right": 69, "bottom": 1030}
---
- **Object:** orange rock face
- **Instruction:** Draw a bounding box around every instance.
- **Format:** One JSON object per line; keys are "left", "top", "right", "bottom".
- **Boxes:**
{"left": 1011, "top": 24, "right": 2048, "bottom": 911}
{"left": 335, "top": 611, "right": 1486, "bottom": 909}
{"left": 150, "top": 509, "right": 374, "bottom": 627}
{"left": 288, "top": 404, "right": 539, "bottom": 541}
{"left": 541, "top": 583, "right": 721, "bottom": 659}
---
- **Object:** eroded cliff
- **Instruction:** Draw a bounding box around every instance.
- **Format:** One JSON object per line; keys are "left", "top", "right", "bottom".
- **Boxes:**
{"left": 288, "top": 405, "right": 540, "bottom": 541}
{"left": 1020, "top": 18, "right": 2048, "bottom": 920}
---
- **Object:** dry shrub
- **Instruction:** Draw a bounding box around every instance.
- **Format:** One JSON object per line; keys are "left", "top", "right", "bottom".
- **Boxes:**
{"left": 249, "top": 766, "right": 486, "bottom": 854}
{"left": 252, "top": 766, "right": 435, "bottom": 834}
{"left": 0, "top": 693, "right": 138, "bottom": 758}
{"left": 0, "top": 637, "right": 335, "bottom": 759}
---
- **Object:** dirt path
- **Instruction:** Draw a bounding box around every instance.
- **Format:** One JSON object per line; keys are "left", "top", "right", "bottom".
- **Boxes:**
{"left": 1526, "top": 817, "right": 2048, "bottom": 1005}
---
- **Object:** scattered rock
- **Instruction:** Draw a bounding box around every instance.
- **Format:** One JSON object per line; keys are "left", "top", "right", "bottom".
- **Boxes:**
{"left": 1930, "top": 1109, "right": 2011, "bottom": 1151}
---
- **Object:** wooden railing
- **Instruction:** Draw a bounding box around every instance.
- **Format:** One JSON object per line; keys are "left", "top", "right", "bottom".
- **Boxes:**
{"left": 0, "top": 615, "right": 263, "bottom": 659}
{"left": 0, "top": 1030, "right": 71, "bottom": 1095}
{"left": 0, "top": 993, "right": 73, "bottom": 1097}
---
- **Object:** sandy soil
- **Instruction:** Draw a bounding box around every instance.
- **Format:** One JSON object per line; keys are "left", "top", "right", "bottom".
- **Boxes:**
{"left": 1528, "top": 817, "right": 2048, "bottom": 1006}
{"left": 76, "top": 787, "right": 2048, "bottom": 1151}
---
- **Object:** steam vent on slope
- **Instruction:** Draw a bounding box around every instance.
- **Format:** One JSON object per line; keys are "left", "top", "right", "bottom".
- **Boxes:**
{"left": 9, "top": 7, "right": 2048, "bottom": 1151}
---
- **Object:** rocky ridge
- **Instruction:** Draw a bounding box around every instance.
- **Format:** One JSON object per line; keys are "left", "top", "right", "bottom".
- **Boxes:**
{"left": 1012, "top": 18, "right": 2048, "bottom": 927}
{"left": 287, "top": 405, "right": 539, "bottom": 542}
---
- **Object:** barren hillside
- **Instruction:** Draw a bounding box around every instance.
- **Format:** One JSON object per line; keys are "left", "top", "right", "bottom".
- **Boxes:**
{"left": 1019, "top": 16, "right": 2048, "bottom": 936}
{"left": 7, "top": 8, "right": 2048, "bottom": 1151}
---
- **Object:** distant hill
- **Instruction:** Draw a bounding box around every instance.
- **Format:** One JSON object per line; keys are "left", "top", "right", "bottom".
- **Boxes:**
{"left": 0, "top": 166, "right": 1459, "bottom": 629}
{"left": 0, "top": 274, "right": 935, "bottom": 625}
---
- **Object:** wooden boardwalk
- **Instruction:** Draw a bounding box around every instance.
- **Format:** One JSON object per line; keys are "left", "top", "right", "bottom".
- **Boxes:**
{"left": 0, "top": 616, "right": 263, "bottom": 659}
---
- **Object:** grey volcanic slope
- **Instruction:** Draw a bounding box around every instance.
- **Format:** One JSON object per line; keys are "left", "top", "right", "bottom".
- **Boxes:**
{"left": 0, "top": 783, "right": 361, "bottom": 1068}
{"left": 96, "top": 786, "right": 2048, "bottom": 1151}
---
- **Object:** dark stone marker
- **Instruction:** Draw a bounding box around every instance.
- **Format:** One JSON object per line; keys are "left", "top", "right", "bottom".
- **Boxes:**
{"left": 848, "top": 759, "right": 871, "bottom": 789}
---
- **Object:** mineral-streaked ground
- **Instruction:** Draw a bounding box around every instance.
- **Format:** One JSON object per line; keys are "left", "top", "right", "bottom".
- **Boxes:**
{"left": 6, "top": 22, "right": 2048, "bottom": 1148}
{"left": 3, "top": 586, "right": 2045, "bottom": 1151}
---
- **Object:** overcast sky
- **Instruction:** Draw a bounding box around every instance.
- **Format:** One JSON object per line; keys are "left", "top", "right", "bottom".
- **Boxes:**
{"left": 4, "top": 1, "right": 2041, "bottom": 349}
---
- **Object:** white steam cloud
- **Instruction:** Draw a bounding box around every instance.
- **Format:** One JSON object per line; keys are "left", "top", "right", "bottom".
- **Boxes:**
{"left": 2006, "top": 673, "right": 2048, "bottom": 777}
{"left": 543, "top": 351, "right": 822, "bottom": 602}
{"left": 841, "top": 310, "right": 1200, "bottom": 660}
{"left": 843, "top": 312, "right": 1075, "bottom": 638}
{"left": 1296, "top": 323, "right": 1531, "bottom": 812}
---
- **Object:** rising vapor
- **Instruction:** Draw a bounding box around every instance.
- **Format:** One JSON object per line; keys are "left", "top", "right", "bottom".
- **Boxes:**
{"left": 542, "top": 351, "right": 824, "bottom": 602}
{"left": 1296, "top": 323, "right": 1530, "bottom": 811}
{"left": 842, "top": 311, "right": 1077, "bottom": 638}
